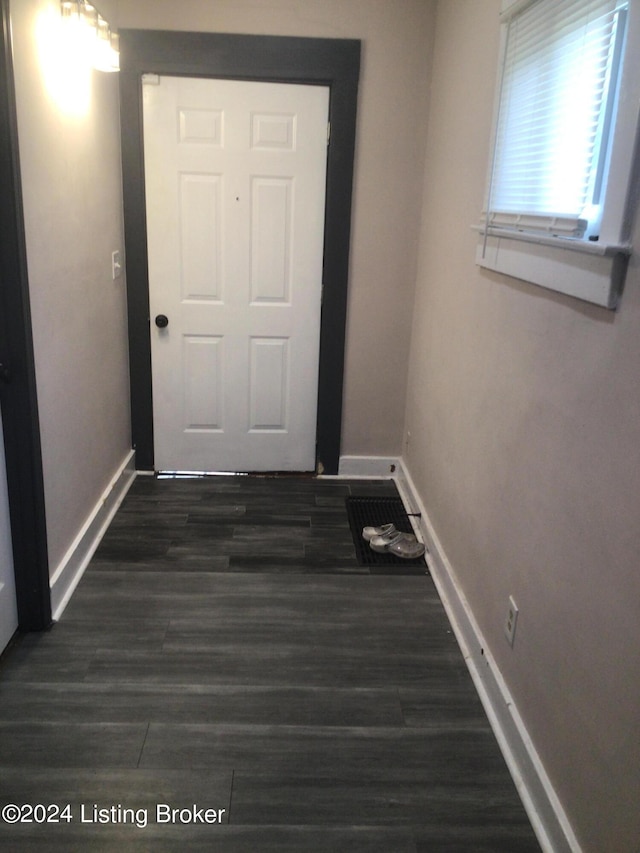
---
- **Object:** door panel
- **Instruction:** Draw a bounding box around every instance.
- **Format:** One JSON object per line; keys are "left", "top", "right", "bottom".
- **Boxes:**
{"left": 180, "top": 174, "right": 223, "bottom": 301}
{"left": 250, "top": 337, "right": 289, "bottom": 431}
{"left": 144, "top": 76, "right": 329, "bottom": 473}
{"left": 251, "top": 178, "right": 292, "bottom": 303}
{"left": 183, "top": 336, "right": 223, "bottom": 431}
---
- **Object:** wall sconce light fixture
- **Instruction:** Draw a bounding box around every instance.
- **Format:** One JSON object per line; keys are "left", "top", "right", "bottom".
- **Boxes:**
{"left": 60, "top": 0, "right": 119, "bottom": 72}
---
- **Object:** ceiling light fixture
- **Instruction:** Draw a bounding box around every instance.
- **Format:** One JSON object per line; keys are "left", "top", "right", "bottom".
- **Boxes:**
{"left": 60, "top": 0, "right": 119, "bottom": 72}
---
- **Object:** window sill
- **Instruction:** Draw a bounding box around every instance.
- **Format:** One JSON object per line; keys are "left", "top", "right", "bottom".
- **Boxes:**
{"left": 474, "top": 227, "right": 631, "bottom": 309}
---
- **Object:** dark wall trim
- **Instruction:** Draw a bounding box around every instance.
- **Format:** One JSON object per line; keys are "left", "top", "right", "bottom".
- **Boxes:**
{"left": 0, "top": 0, "right": 51, "bottom": 630}
{"left": 119, "top": 30, "right": 360, "bottom": 474}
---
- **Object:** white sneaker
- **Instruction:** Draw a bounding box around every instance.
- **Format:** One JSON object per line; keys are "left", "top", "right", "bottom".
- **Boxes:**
{"left": 388, "top": 536, "right": 425, "bottom": 560}
{"left": 362, "top": 523, "right": 396, "bottom": 542}
{"left": 369, "top": 529, "right": 415, "bottom": 553}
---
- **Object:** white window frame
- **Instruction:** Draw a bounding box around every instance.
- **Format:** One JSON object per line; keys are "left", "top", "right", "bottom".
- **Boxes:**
{"left": 476, "top": 0, "right": 640, "bottom": 309}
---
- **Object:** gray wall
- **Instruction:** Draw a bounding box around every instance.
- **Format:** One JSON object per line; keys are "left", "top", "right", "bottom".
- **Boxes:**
{"left": 404, "top": 2, "right": 640, "bottom": 851}
{"left": 12, "top": 0, "right": 131, "bottom": 574}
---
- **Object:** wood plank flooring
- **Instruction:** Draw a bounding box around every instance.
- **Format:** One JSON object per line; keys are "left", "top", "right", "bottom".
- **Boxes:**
{"left": 0, "top": 475, "right": 541, "bottom": 851}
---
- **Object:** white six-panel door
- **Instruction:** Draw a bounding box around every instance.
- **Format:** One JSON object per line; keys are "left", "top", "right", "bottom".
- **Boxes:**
{"left": 143, "top": 76, "right": 329, "bottom": 472}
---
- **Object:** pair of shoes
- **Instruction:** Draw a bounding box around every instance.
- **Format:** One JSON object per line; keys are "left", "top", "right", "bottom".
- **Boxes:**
{"left": 362, "top": 524, "right": 426, "bottom": 560}
{"left": 370, "top": 530, "right": 425, "bottom": 559}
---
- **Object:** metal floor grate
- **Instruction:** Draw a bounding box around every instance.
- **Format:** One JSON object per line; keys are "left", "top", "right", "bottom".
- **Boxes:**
{"left": 345, "top": 496, "right": 426, "bottom": 568}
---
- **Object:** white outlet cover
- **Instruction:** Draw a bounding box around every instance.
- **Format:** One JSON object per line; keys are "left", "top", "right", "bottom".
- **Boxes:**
{"left": 111, "top": 250, "right": 122, "bottom": 280}
{"left": 504, "top": 595, "right": 519, "bottom": 646}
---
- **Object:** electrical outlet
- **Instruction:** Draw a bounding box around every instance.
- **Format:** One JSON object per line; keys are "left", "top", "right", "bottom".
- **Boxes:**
{"left": 504, "top": 595, "right": 519, "bottom": 647}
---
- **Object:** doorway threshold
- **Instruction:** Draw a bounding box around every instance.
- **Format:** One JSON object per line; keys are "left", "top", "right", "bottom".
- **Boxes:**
{"left": 155, "top": 470, "right": 318, "bottom": 480}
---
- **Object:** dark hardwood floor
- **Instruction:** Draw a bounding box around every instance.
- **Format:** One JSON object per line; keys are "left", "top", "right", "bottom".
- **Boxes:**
{"left": 0, "top": 475, "right": 541, "bottom": 851}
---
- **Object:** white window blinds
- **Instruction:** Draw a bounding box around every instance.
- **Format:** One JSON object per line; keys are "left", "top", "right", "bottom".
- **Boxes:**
{"left": 488, "top": 0, "right": 628, "bottom": 240}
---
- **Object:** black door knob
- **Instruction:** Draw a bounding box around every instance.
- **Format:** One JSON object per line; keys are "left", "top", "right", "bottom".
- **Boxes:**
{"left": 155, "top": 314, "right": 169, "bottom": 328}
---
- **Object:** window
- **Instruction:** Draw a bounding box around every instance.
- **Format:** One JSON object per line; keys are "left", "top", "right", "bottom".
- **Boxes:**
{"left": 476, "top": 0, "right": 640, "bottom": 309}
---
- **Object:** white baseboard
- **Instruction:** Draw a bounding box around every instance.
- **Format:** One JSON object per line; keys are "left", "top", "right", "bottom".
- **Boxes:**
{"left": 337, "top": 455, "right": 400, "bottom": 478}
{"left": 49, "top": 449, "right": 136, "bottom": 621}
{"left": 396, "top": 459, "right": 581, "bottom": 853}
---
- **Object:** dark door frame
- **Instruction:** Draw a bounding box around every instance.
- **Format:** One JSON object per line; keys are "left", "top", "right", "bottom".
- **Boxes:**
{"left": 119, "top": 30, "right": 360, "bottom": 475}
{"left": 0, "top": 0, "right": 51, "bottom": 632}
